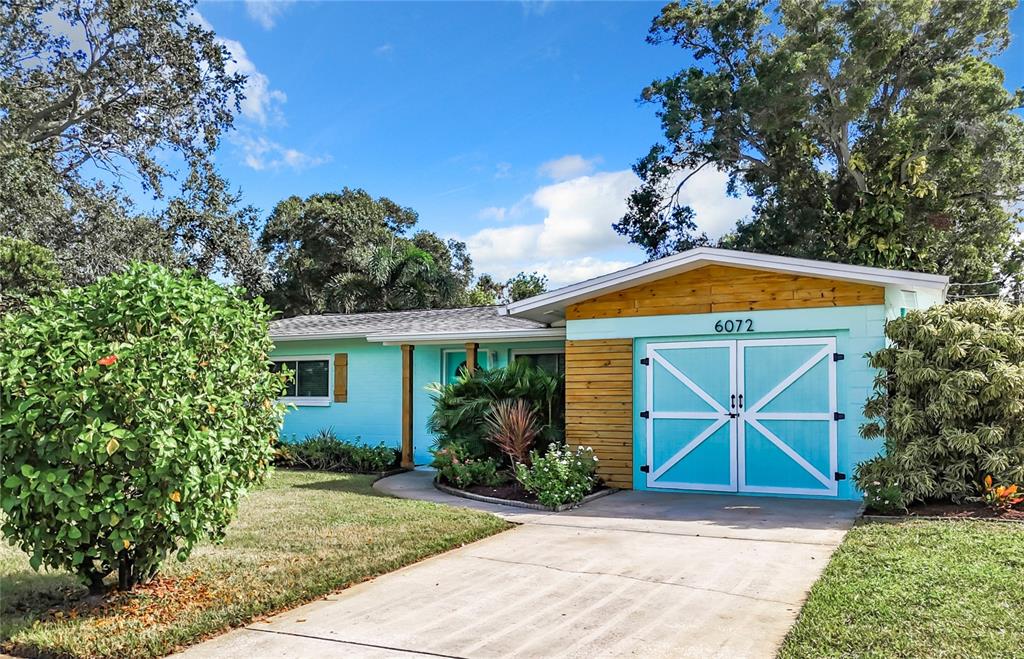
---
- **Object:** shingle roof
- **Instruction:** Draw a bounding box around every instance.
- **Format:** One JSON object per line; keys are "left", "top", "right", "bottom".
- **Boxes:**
{"left": 270, "top": 306, "right": 551, "bottom": 340}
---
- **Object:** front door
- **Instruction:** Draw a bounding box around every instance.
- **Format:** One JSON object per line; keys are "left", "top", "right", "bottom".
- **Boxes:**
{"left": 644, "top": 337, "right": 838, "bottom": 496}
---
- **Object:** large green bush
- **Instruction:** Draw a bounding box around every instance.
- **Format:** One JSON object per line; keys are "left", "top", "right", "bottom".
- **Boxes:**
{"left": 856, "top": 299, "right": 1024, "bottom": 503}
{"left": 427, "top": 359, "right": 564, "bottom": 461}
{"left": 0, "top": 263, "right": 287, "bottom": 590}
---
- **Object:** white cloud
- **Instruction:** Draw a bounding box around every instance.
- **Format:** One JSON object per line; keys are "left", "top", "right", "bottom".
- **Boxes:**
{"left": 374, "top": 43, "right": 395, "bottom": 57}
{"left": 538, "top": 154, "right": 601, "bottom": 181}
{"left": 219, "top": 37, "right": 287, "bottom": 126}
{"left": 245, "top": 1, "right": 295, "bottom": 29}
{"left": 235, "top": 134, "right": 330, "bottom": 172}
{"left": 477, "top": 206, "right": 508, "bottom": 221}
{"left": 464, "top": 166, "right": 752, "bottom": 288}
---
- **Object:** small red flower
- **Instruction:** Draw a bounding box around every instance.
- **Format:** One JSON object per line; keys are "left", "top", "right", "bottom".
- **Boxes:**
{"left": 97, "top": 354, "right": 118, "bottom": 366}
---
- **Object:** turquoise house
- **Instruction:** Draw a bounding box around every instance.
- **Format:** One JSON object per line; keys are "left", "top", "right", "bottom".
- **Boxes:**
{"left": 270, "top": 248, "right": 948, "bottom": 500}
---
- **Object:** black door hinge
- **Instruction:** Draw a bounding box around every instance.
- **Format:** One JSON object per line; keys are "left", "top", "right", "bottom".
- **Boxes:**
{"left": 640, "top": 411, "right": 650, "bottom": 419}
{"left": 833, "top": 412, "right": 846, "bottom": 421}
{"left": 833, "top": 353, "right": 845, "bottom": 362}
{"left": 640, "top": 465, "right": 650, "bottom": 473}
{"left": 640, "top": 357, "right": 650, "bottom": 366}
{"left": 834, "top": 472, "right": 847, "bottom": 481}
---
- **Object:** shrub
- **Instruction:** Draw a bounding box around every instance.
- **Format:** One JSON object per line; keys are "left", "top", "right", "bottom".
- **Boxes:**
{"left": 485, "top": 399, "right": 540, "bottom": 465}
{"left": 274, "top": 428, "right": 400, "bottom": 473}
{"left": 0, "top": 236, "right": 62, "bottom": 315}
{"left": 861, "top": 480, "right": 908, "bottom": 515}
{"left": 974, "top": 475, "right": 1024, "bottom": 513}
{"left": 0, "top": 264, "right": 286, "bottom": 591}
{"left": 428, "top": 359, "right": 563, "bottom": 461}
{"left": 431, "top": 444, "right": 504, "bottom": 489}
{"left": 515, "top": 444, "right": 599, "bottom": 509}
{"left": 855, "top": 299, "right": 1024, "bottom": 504}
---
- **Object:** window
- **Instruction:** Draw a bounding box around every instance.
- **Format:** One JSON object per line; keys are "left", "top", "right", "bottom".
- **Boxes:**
{"left": 511, "top": 349, "right": 566, "bottom": 375}
{"left": 271, "top": 356, "right": 330, "bottom": 405}
{"left": 442, "top": 349, "right": 494, "bottom": 384}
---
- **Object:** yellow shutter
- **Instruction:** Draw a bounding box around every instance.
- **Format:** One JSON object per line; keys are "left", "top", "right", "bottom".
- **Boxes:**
{"left": 333, "top": 353, "right": 348, "bottom": 402}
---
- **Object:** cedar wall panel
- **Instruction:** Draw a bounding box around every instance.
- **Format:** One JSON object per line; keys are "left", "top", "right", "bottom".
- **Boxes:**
{"left": 565, "top": 338, "right": 633, "bottom": 489}
{"left": 566, "top": 265, "right": 885, "bottom": 320}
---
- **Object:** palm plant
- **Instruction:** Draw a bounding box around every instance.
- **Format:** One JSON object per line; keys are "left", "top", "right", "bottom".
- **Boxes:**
{"left": 428, "top": 359, "right": 564, "bottom": 461}
{"left": 485, "top": 399, "right": 540, "bottom": 466}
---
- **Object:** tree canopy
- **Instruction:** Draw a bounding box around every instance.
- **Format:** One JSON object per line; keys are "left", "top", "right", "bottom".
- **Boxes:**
{"left": 0, "top": 0, "right": 266, "bottom": 290}
{"left": 260, "top": 188, "right": 475, "bottom": 316}
{"left": 616, "top": 0, "right": 1024, "bottom": 295}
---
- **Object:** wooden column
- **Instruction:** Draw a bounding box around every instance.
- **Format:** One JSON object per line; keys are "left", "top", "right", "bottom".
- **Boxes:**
{"left": 401, "top": 344, "right": 415, "bottom": 469}
{"left": 464, "top": 342, "right": 478, "bottom": 376}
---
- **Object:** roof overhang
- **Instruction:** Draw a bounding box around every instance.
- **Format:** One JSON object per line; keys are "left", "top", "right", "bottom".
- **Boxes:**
{"left": 502, "top": 247, "right": 950, "bottom": 323}
{"left": 369, "top": 327, "right": 566, "bottom": 346}
{"left": 271, "top": 331, "right": 372, "bottom": 342}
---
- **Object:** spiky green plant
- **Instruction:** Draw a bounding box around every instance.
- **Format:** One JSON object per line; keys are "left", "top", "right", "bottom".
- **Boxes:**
{"left": 855, "top": 299, "right": 1024, "bottom": 503}
{"left": 427, "top": 359, "right": 564, "bottom": 461}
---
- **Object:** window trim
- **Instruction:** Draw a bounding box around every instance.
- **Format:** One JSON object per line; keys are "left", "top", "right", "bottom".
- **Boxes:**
{"left": 272, "top": 354, "right": 332, "bottom": 406}
{"left": 441, "top": 348, "right": 495, "bottom": 383}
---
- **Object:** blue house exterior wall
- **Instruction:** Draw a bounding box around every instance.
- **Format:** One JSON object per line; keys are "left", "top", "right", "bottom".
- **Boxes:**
{"left": 567, "top": 305, "right": 887, "bottom": 501}
{"left": 272, "top": 339, "right": 564, "bottom": 465}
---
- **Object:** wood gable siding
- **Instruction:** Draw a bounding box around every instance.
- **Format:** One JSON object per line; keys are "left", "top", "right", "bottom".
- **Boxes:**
{"left": 566, "top": 265, "right": 885, "bottom": 320}
{"left": 565, "top": 339, "right": 633, "bottom": 489}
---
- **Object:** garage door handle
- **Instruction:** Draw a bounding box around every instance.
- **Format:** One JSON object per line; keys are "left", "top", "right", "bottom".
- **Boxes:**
{"left": 738, "top": 394, "right": 744, "bottom": 408}
{"left": 730, "top": 394, "right": 736, "bottom": 409}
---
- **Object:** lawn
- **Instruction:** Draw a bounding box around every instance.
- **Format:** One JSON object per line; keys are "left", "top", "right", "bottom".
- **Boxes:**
{"left": 780, "top": 519, "right": 1024, "bottom": 658}
{"left": 0, "top": 470, "right": 510, "bottom": 658}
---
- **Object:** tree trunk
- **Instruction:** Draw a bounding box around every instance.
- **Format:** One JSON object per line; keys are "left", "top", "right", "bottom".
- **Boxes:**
{"left": 117, "top": 550, "right": 135, "bottom": 590}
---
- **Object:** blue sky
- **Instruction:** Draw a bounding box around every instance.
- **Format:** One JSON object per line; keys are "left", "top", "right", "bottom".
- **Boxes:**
{"left": 193, "top": 0, "right": 1024, "bottom": 288}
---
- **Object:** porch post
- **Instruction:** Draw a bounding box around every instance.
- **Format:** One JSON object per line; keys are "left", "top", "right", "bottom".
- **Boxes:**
{"left": 464, "top": 342, "right": 478, "bottom": 375}
{"left": 401, "top": 344, "right": 415, "bottom": 469}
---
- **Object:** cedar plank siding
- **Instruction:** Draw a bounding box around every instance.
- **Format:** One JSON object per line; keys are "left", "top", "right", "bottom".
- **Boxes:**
{"left": 566, "top": 265, "right": 885, "bottom": 320}
{"left": 565, "top": 339, "right": 633, "bottom": 489}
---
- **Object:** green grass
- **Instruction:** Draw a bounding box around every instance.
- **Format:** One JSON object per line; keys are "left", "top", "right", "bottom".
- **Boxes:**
{"left": 780, "top": 520, "right": 1024, "bottom": 658}
{"left": 1, "top": 470, "right": 510, "bottom": 658}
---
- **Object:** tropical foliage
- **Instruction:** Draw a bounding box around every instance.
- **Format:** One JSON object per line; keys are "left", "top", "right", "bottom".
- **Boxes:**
{"left": 466, "top": 272, "right": 549, "bottom": 306}
{"left": 855, "top": 299, "right": 1024, "bottom": 504}
{"left": 427, "top": 359, "right": 564, "bottom": 461}
{"left": 484, "top": 399, "right": 541, "bottom": 466}
{"left": 0, "top": 236, "right": 62, "bottom": 314}
{"left": 515, "top": 445, "right": 599, "bottom": 508}
{"left": 619, "top": 0, "right": 1024, "bottom": 294}
{"left": 0, "top": 264, "right": 286, "bottom": 591}
{"left": 260, "top": 188, "right": 474, "bottom": 315}
{"left": 274, "top": 428, "right": 400, "bottom": 473}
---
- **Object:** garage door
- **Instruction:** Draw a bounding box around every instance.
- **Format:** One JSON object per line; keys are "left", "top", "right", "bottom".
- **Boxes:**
{"left": 642, "top": 337, "right": 838, "bottom": 496}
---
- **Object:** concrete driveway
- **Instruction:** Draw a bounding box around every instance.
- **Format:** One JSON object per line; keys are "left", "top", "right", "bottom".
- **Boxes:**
{"left": 175, "top": 472, "right": 859, "bottom": 659}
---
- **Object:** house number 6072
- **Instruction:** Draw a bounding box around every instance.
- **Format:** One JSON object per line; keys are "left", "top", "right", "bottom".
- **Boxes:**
{"left": 714, "top": 318, "right": 754, "bottom": 333}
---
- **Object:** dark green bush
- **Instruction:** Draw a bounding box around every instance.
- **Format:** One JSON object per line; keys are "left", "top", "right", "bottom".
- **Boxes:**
{"left": 0, "top": 264, "right": 286, "bottom": 591}
{"left": 427, "top": 359, "right": 564, "bottom": 461}
{"left": 0, "top": 236, "right": 62, "bottom": 315}
{"left": 431, "top": 444, "right": 504, "bottom": 488}
{"left": 275, "top": 428, "right": 400, "bottom": 473}
{"left": 855, "top": 299, "right": 1024, "bottom": 503}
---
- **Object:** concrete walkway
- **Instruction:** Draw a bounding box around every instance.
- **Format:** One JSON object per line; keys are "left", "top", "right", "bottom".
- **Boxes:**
{"left": 175, "top": 471, "right": 860, "bottom": 659}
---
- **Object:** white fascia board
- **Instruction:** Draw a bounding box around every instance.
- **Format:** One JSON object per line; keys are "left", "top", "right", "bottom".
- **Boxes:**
{"left": 504, "top": 247, "right": 949, "bottom": 320}
{"left": 270, "top": 332, "right": 371, "bottom": 342}
{"left": 369, "top": 327, "right": 566, "bottom": 346}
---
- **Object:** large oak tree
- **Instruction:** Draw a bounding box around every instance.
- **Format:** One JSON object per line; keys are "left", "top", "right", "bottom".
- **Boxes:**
{"left": 616, "top": 0, "right": 1024, "bottom": 296}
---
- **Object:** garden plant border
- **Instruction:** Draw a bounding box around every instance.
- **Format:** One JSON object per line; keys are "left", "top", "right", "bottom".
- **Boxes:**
{"left": 434, "top": 478, "right": 618, "bottom": 512}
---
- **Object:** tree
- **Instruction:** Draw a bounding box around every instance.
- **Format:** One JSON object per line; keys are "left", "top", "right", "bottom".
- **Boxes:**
{"left": 0, "top": 0, "right": 265, "bottom": 290}
{"left": 261, "top": 188, "right": 473, "bottom": 315}
{"left": 617, "top": 0, "right": 1024, "bottom": 294}
{"left": 504, "top": 272, "right": 548, "bottom": 303}
{"left": 0, "top": 236, "right": 62, "bottom": 314}
{"left": 0, "top": 263, "right": 286, "bottom": 591}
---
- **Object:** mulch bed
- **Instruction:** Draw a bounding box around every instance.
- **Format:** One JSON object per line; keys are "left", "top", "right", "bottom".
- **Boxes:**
{"left": 870, "top": 501, "right": 1024, "bottom": 521}
{"left": 463, "top": 480, "right": 540, "bottom": 504}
